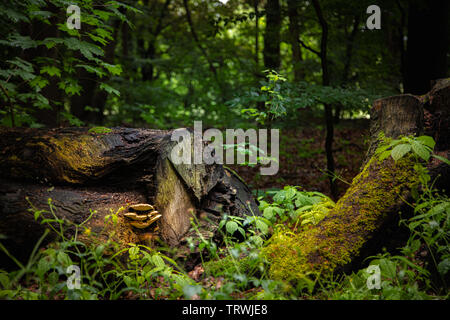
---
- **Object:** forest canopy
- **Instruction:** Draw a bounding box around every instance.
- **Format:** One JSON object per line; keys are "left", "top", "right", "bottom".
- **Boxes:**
{"left": 2, "top": 0, "right": 447, "bottom": 130}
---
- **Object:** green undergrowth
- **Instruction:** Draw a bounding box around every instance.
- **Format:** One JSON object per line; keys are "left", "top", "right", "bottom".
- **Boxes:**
{"left": 0, "top": 135, "right": 448, "bottom": 300}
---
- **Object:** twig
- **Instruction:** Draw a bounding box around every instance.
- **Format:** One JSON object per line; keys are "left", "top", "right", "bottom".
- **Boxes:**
{"left": 297, "top": 37, "right": 320, "bottom": 57}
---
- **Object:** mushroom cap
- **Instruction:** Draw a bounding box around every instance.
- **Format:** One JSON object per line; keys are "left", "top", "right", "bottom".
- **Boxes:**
{"left": 148, "top": 214, "right": 162, "bottom": 224}
{"left": 129, "top": 203, "right": 155, "bottom": 211}
{"left": 147, "top": 210, "right": 159, "bottom": 217}
{"left": 124, "top": 212, "right": 148, "bottom": 221}
{"left": 129, "top": 214, "right": 162, "bottom": 229}
{"left": 129, "top": 221, "right": 152, "bottom": 229}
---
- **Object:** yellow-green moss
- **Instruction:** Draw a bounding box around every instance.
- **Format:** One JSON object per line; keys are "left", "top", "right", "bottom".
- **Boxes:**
{"left": 8, "top": 133, "right": 112, "bottom": 184}
{"left": 262, "top": 155, "right": 420, "bottom": 282}
{"left": 260, "top": 225, "right": 314, "bottom": 281}
{"left": 155, "top": 158, "right": 182, "bottom": 209}
{"left": 47, "top": 135, "right": 110, "bottom": 183}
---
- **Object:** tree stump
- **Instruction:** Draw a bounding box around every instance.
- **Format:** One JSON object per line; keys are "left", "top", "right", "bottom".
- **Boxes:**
{"left": 0, "top": 127, "right": 260, "bottom": 267}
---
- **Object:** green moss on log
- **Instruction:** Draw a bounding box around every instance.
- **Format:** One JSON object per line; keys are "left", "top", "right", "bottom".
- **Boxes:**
{"left": 46, "top": 134, "right": 111, "bottom": 183}
{"left": 261, "top": 155, "right": 420, "bottom": 282}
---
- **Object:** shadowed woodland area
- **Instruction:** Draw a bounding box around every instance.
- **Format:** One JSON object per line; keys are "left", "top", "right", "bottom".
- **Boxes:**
{"left": 0, "top": 0, "right": 449, "bottom": 301}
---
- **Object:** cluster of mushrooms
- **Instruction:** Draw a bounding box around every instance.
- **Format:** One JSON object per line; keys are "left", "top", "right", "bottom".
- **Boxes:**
{"left": 124, "top": 203, "right": 161, "bottom": 229}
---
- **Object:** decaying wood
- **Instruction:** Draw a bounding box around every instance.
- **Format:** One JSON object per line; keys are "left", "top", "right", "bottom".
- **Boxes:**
{"left": 265, "top": 79, "right": 450, "bottom": 281}
{"left": 0, "top": 127, "right": 260, "bottom": 267}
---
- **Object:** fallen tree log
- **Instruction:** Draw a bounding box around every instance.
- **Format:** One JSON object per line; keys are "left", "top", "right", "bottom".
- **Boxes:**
{"left": 263, "top": 79, "right": 450, "bottom": 281}
{"left": 0, "top": 127, "right": 260, "bottom": 267}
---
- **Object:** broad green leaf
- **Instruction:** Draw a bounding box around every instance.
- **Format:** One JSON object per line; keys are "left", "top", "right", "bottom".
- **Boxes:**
{"left": 76, "top": 64, "right": 106, "bottom": 77}
{"left": 37, "top": 257, "right": 51, "bottom": 277}
{"left": 411, "top": 141, "right": 430, "bottom": 161}
{"left": 438, "top": 258, "right": 450, "bottom": 275}
{"left": 99, "top": 83, "right": 120, "bottom": 96}
{"left": 263, "top": 207, "right": 275, "bottom": 219}
{"left": 0, "top": 272, "right": 10, "bottom": 289}
{"left": 255, "top": 219, "right": 268, "bottom": 234}
{"left": 285, "top": 187, "right": 296, "bottom": 200}
{"left": 273, "top": 190, "right": 285, "bottom": 204}
{"left": 63, "top": 38, "right": 104, "bottom": 60}
{"left": 416, "top": 136, "right": 436, "bottom": 149}
{"left": 152, "top": 255, "right": 165, "bottom": 269}
{"left": 29, "top": 76, "right": 49, "bottom": 89}
{"left": 56, "top": 252, "right": 72, "bottom": 267}
{"left": 0, "top": 34, "right": 38, "bottom": 49}
{"left": 249, "top": 235, "right": 263, "bottom": 247}
{"left": 40, "top": 66, "right": 61, "bottom": 77}
{"left": 391, "top": 143, "right": 411, "bottom": 161}
{"left": 226, "top": 221, "right": 238, "bottom": 234}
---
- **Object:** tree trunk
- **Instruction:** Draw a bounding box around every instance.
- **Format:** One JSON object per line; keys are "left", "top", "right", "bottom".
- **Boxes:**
{"left": 0, "top": 127, "right": 260, "bottom": 267}
{"left": 311, "top": 0, "right": 338, "bottom": 199}
{"left": 287, "top": 0, "right": 304, "bottom": 82}
{"left": 254, "top": 0, "right": 260, "bottom": 66}
{"left": 334, "top": 15, "right": 360, "bottom": 123}
{"left": 263, "top": 0, "right": 281, "bottom": 70}
{"left": 404, "top": 0, "right": 449, "bottom": 94}
{"left": 264, "top": 80, "right": 450, "bottom": 281}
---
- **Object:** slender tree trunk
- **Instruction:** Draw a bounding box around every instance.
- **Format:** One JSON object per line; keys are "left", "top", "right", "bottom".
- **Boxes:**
{"left": 139, "top": 0, "right": 171, "bottom": 82}
{"left": 28, "top": 3, "right": 62, "bottom": 127}
{"left": 396, "top": 0, "right": 407, "bottom": 93}
{"left": 263, "top": 0, "right": 281, "bottom": 70}
{"left": 334, "top": 15, "right": 360, "bottom": 123}
{"left": 254, "top": 0, "right": 260, "bottom": 66}
{"left": 183, "top": 0, "right": 219, "bottom": 82}
{"left": 311, "top": 0, "right": 338, "bottom": 199}
{"left": 287, "top": 0, "right": 304, "bottom": 82}
{"left": 253, "top": 0, "right": 265, "bottom": 114}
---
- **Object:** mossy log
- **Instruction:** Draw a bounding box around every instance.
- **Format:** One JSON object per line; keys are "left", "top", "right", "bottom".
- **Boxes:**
{"left": 0, "top": 127, "right": 259, "bottom": 267}
{"left": 264, "top": 79, "right": 450, "bottom": 281}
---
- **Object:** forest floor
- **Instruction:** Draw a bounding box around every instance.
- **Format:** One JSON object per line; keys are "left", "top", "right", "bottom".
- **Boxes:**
{"left": 232, "top": 119, "right": 370, "bottom": 199}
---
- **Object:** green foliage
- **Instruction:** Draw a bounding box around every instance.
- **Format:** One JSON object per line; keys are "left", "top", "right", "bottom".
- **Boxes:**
{"left": 0, "top": 0, "right": 128, "bottom": 127}
{"left": 229, "top": 76, "right": 378, "bottom": 127}
{"left": 258, "top": 186, "right": 334, "bottom": 227}
{"left": 375, "top": 135, "right": 441, "bottom": 163}
{"left": 333, "top": 254, "right": 433, "bottom": 300}
{"left": 0, "top": 199, "right": 194, "bottom": 300}
{"left": 240, "top": 70, "right": 287, "bottom": 124}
